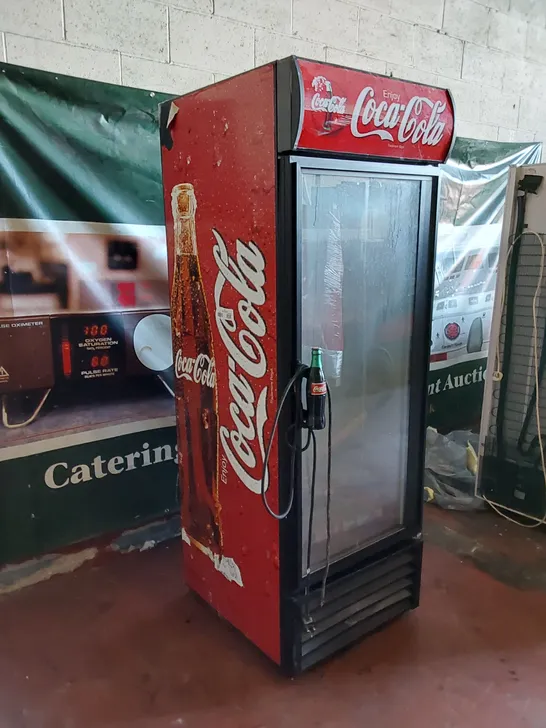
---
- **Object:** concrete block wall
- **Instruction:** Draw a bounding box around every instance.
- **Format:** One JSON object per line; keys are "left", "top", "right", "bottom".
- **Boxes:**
{"left": 0, "top": 0, "right": 544, "bottom": 148}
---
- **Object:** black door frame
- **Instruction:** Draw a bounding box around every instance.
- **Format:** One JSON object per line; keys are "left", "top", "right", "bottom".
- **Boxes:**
{"left": 277, "top": 154, "right": 439, "bottom": 670}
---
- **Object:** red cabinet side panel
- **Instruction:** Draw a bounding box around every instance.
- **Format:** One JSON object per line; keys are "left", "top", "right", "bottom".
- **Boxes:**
{"left": 161, "top": 64, "right": 280, "bottom": 663}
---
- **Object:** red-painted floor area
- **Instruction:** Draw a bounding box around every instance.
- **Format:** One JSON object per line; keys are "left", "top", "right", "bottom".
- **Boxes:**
{"left": 1, "top": 508, "right": 546, "bottom": 728}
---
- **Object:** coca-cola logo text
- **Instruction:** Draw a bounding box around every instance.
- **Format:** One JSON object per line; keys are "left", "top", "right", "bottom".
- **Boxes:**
{"left": 311, "top": 75, "right": 347, "bottom": 115}
{"left": 308, "top": 76, "right": 447, "bottom": 148}
{"left": 212, "top": 229, "right": 269, "bottom": 495}
{"left": 350, "top": 87, "right": 446, "bottom": 146}
{"left": 310, "top": 382, "right": 327, "bottom": 395}
{"left": 311, "top": 94, "right": 347, "bottom": 114}
{"left": 298, "top": 60, "right": 454, "bottom": 161}
{"left": 175, "top": 350, "right": 216, "bottom": 387}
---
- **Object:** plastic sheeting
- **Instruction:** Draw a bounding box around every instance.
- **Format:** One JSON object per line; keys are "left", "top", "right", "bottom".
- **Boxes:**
{"left": 425, "top": 428, "right": 484, "bottom": 510}
{"left": 428, "top": 138, "right": 542, "bottom": 434}
{"left": 300, "top": 179, "right": 344, "bottom": 385}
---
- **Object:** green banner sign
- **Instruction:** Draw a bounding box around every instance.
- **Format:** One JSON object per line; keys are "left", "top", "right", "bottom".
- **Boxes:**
{"left": 0, "top": 63, "right": 177, "bottom": 565}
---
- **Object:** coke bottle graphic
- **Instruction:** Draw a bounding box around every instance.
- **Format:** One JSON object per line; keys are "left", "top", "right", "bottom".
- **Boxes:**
{"left": 306, "top": 347, "right": 327, "bottom": 430}
{"left": 171, "top": 183, "right": 222, "bottom": 554}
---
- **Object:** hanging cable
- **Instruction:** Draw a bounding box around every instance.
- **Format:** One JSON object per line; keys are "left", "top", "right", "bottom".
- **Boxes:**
{"left": 261, "top": 361, "right": 334, "bottom": 618}
{"left": 261, "top": 364, "right": 308, "bottom": 520}
{"left": 303, "top": 428, "right": 318, "bottom": 630}
{"left": 321, "top": 384, "right": 333, "bottom": 606}
{"left": 2, "top": 389, "right": 52, "bottom": 429}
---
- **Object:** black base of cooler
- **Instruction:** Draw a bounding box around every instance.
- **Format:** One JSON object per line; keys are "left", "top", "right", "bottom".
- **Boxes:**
{"left": 283, "top": 538, "right": 423, "bottom": 675}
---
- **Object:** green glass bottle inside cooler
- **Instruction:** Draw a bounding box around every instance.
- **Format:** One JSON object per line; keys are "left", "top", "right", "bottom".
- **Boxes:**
{"left": 306, "top": 347, "right": 327, "bottom": 430}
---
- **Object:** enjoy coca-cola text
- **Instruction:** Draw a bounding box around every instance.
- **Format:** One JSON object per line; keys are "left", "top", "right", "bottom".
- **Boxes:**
{"left": 212, "top": 229, "right": 269, "bottom": 495}
{"left": 350, "top": 86, "right": 446, "bottom": 146}
{"left": 299, "top": 61, "right": 454, "bottom": 161}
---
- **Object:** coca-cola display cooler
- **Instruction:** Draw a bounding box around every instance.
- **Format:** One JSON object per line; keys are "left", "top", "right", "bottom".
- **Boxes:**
{"left": 160, "top": 57, "right": 455, "bottom": 674}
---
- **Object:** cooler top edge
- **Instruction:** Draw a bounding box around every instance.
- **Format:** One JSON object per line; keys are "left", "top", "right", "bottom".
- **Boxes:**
{"left": 157, "top": 55, "right": 453, "bottom": 111}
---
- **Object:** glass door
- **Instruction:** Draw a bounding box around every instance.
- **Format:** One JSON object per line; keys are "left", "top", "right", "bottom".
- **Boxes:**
{"left": 298, "top": 162, "right": 433, "bottom": 575}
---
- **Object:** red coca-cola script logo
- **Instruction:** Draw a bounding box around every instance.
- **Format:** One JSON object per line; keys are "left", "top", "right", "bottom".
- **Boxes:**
{"left": 175, "top": 351, "right": 216, "bottom": 387}
{"left": 212, "top": 229, "right": 269, "bottom": 496}
{"left": 296, "top": 60, "right": 454, "bottom": 163}
{"left": 310, "top": 382, "right": 327, "bottom": 395}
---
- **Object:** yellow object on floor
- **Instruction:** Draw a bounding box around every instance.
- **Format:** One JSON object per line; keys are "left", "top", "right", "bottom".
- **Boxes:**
{"left": 466, "top": 441, "right": 478, "bottom": 476}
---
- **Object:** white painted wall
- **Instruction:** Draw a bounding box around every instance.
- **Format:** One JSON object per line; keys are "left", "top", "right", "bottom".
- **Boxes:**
{"left": 0, "top": 0, "right": 544, "bottom": 148}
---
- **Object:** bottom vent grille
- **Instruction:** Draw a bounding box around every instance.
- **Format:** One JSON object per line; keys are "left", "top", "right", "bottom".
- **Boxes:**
{"left": 297, "top": 541, "right": 421, "bottom": 671}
